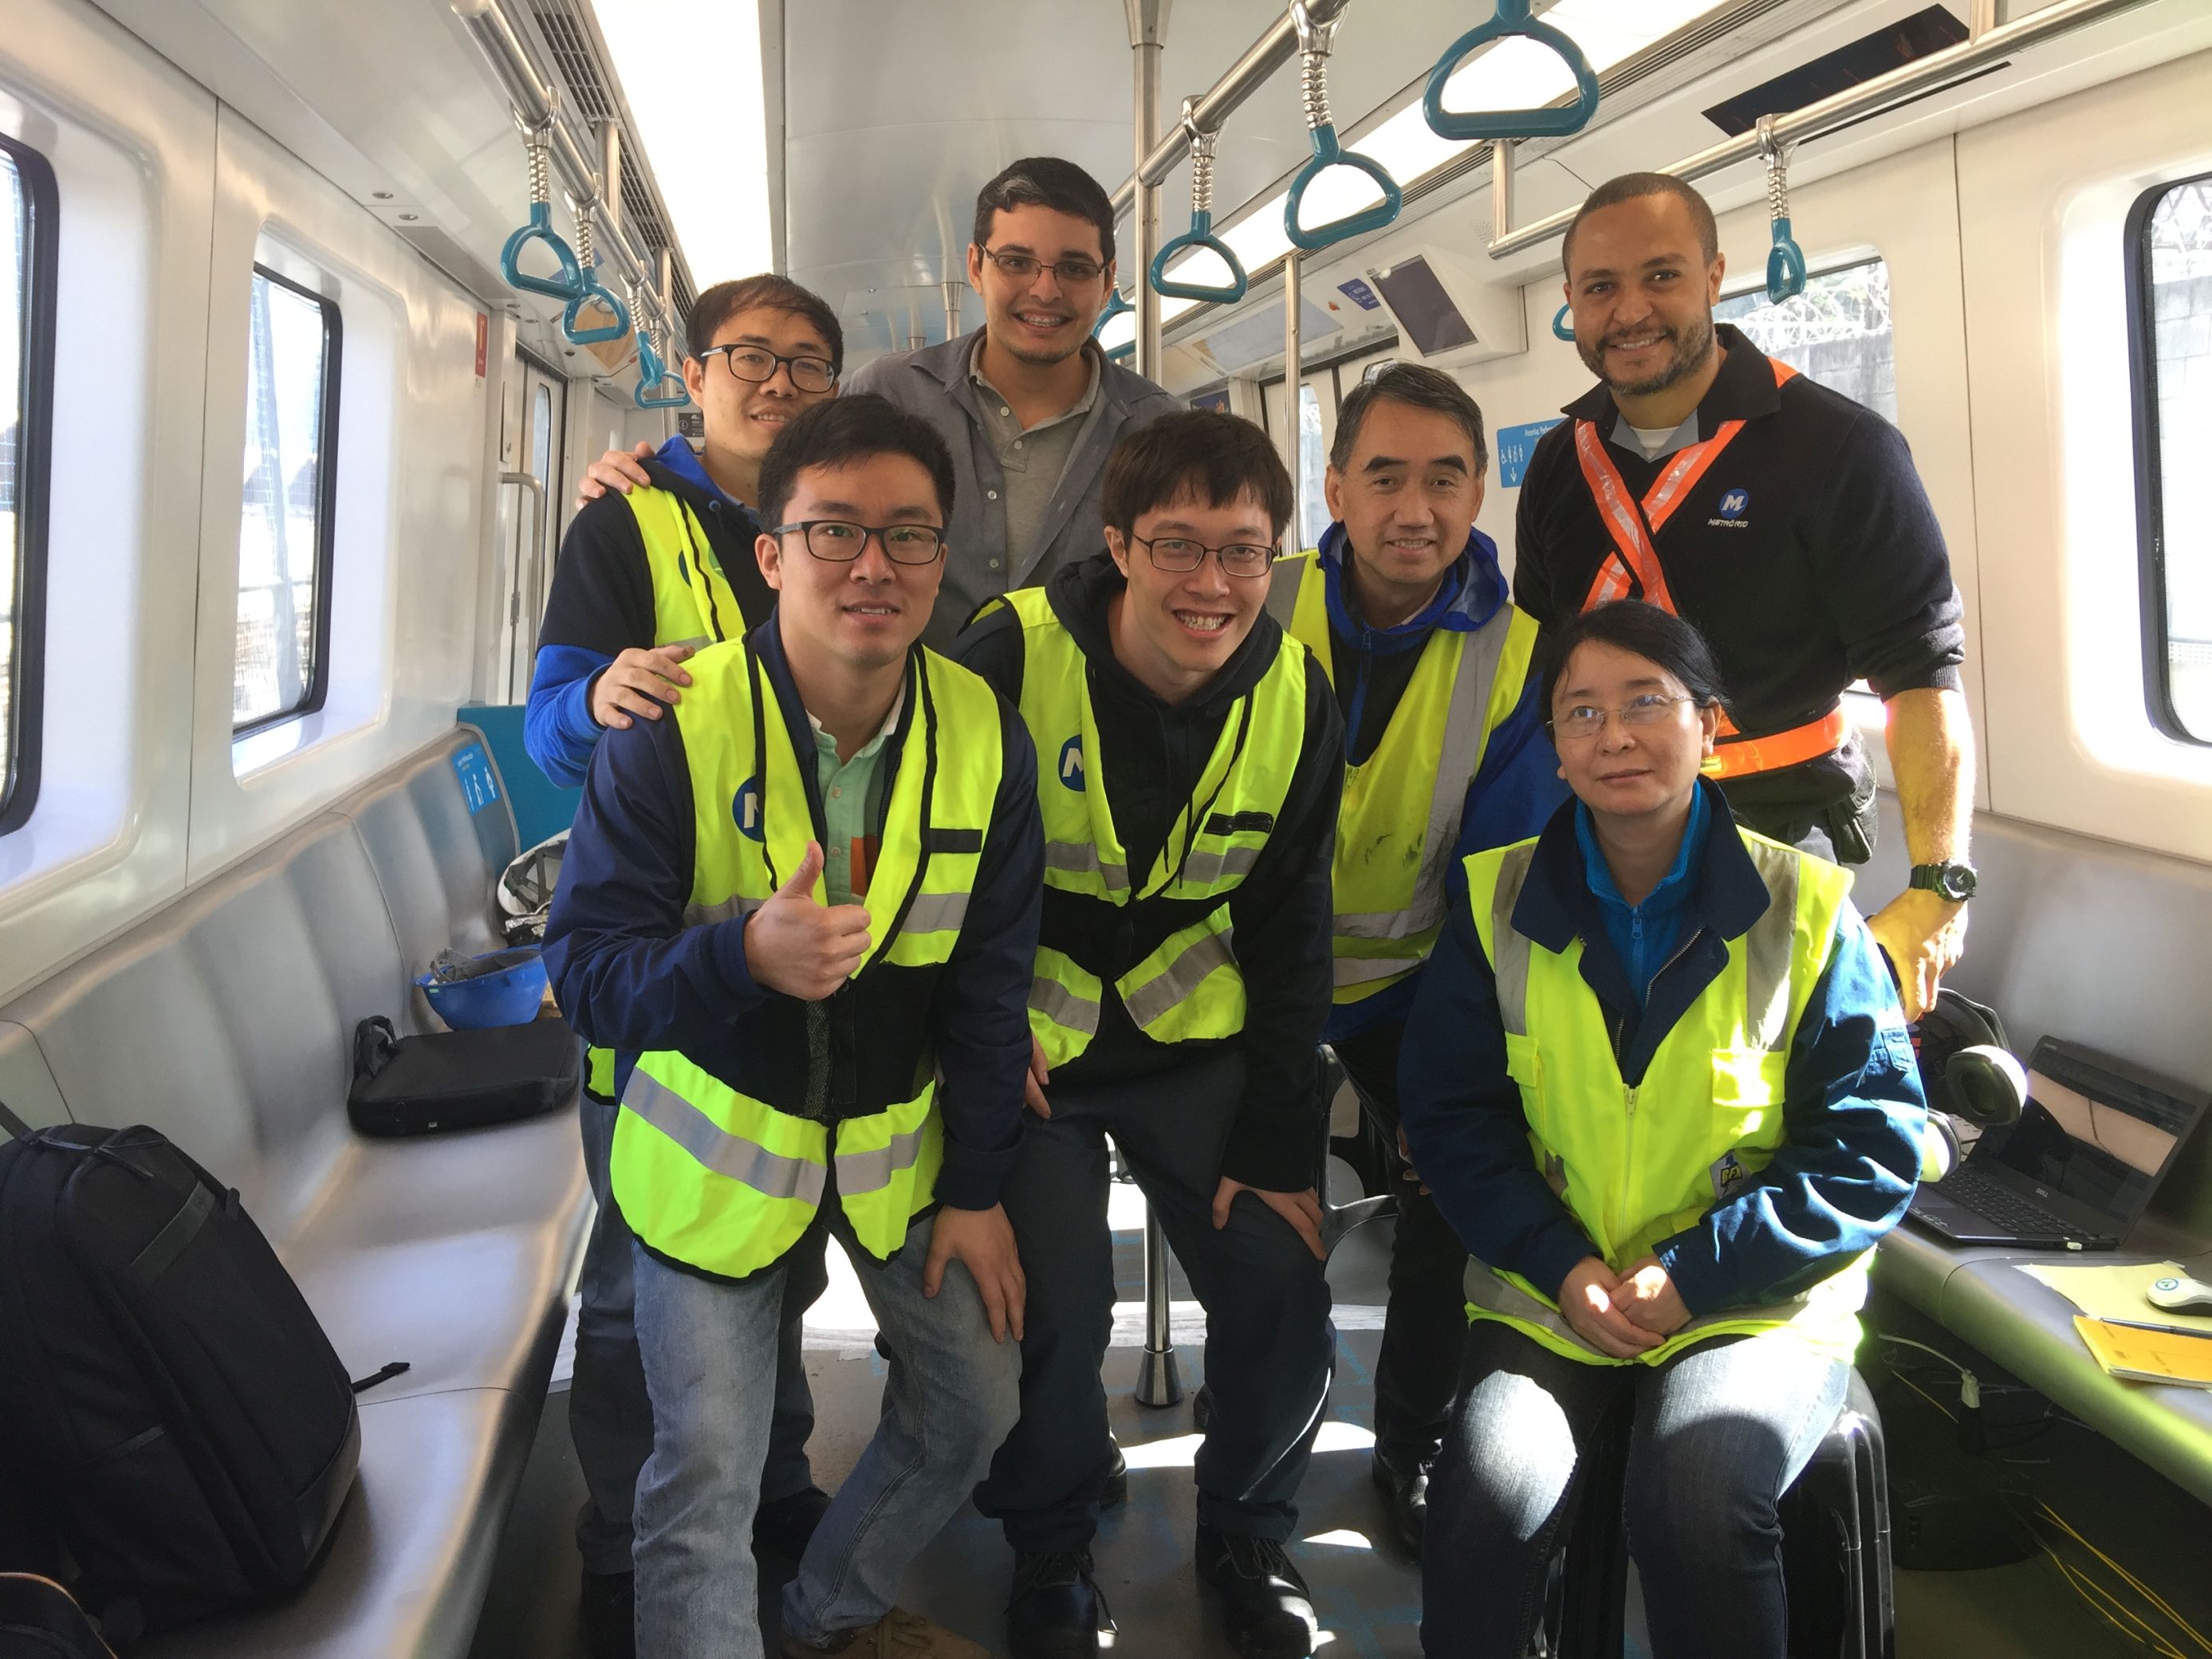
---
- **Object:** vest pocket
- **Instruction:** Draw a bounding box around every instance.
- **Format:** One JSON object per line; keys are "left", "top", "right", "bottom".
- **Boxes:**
{"left": 1709, "top": 1048, "right": 1787, "bottom": 1139}
{"left": 1504, "top": 1033, "right": 1546, "bottom": 1134}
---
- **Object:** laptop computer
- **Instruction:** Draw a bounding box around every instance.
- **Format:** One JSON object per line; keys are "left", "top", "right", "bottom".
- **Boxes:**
{"left": 1907, "top": 1036, "right": 2210, "bottom": 1251}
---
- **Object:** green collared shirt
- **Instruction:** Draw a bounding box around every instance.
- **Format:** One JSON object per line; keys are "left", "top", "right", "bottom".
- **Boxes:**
{"left": 807, "top": 685, "right": 905, "bottom": 906}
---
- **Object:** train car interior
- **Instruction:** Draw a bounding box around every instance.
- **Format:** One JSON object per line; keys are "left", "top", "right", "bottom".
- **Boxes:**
{"left": 4, "top": 0, "right": 2212, "bottom": 1655}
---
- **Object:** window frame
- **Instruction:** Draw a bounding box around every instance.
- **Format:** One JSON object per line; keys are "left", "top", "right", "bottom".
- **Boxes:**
{"left": 0, "top": 135, "right": 59, "bottom": 836}
{"left": 232, "top": 261, "right": 342, "bottom": 739}
{"left": 2123, "top": 171, "right": 2212, "bottom": 749}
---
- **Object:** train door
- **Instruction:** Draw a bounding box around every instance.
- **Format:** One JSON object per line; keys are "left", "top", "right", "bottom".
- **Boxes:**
{"left": 494, "top": 352, "right": 567, "bottom": 702}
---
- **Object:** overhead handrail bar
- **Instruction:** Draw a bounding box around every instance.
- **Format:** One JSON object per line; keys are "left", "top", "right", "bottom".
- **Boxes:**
{"left": 501, "top": 120, "right": 587, "bottom": 301}
{"left": 1151, "top": 99, "right": 1251, "bottom": 302}
{"left": 1109, "top": 0, "right": 1353, "bottom": 214}
{"left": 1423, "top": 0, "right": 1600, "bottom": 142}
{"left": 1486, "top": 0, "right": 2154, "bottom": 261}
{"left": 1283, "top": 2, "right": 1403, "bottom": 254}
{"left": 562, "top": 191, "right": 632, "bottom": 344}
{"left": 1755, "top": 114, "right": 1806, "bottom": 305}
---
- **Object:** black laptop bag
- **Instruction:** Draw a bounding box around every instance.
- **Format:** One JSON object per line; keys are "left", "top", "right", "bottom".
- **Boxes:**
{"left": 0, "top": 1117, "right": 360, "bottom": 1636}
{"left": 346, "top": 1014, "right": 580, "bottom": 1137}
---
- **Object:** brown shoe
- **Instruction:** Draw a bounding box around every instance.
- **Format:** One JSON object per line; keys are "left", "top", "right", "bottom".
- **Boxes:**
{"left": 780, "top": 1607, "right": 993, "bottom": 1658}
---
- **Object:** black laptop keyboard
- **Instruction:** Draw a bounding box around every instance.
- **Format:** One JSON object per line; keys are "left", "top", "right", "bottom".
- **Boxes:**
{"left": 1941, "top": 1163, "right": 2092, "bottom": 1239}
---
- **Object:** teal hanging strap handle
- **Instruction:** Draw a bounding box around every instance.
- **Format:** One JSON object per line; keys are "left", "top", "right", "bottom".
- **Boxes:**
{"left": 1552, "top": 302, "right": 1575, "bottom": 342}
{"left": 1151, "top": 103, "right": 1249, "bottom": 302}
{"left": 1423, "top": 0, "right": 1601, "bottom": 142}
{"left": 1757, "top": 115, "right": 1807, "bottom": 304}
{"left": 632, "top": 311, "right": 689, "bottom": 409}
{"left": 561, "top": 199, "right": 632, "bottom": 345}
{"left": 1283, "top": 2, "right": 1403, "bottom": 254}
{"left": 1092, "top": 284, "right": 1132, "bottom": 340}
{"left": 501, "top": 123, "right": 587, "bottom": 301}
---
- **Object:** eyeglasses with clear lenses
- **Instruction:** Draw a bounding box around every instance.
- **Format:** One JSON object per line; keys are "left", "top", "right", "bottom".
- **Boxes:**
{"left": 772, "top": 520, "right": 947, "bottom": 565}
{"left": 978, "top": 246, "right": 1107, "bottom": 287}
{"left": 1553, "top": 694, "right": 1698, "bottom": 741}
{"left": 699, "top": 344, "right": 838, "bottom": 393}
{"left": 1132, "top": 534, "right": 1277, "bottom": 580}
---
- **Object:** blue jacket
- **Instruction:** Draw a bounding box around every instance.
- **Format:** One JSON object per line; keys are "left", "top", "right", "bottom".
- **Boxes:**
{"left": 1312, "top": 521, "right": 1568, "bottom": 1042}
{"left": 543, "top": 617, "right": 1045, "bottom": 1212}
{"left": 1398, "top": 780, "right": 1925, "bottom": 1315}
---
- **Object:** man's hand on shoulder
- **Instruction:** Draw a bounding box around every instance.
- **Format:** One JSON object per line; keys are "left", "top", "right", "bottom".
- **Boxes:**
{"left": 574, "top": 440, "right": 656, "bottom": 507}
{"left": 590, "top": 643, "right": 695, "bottom": 730}
{"left": 923, "top": 1202, "right": 1025, "bottom": 1342}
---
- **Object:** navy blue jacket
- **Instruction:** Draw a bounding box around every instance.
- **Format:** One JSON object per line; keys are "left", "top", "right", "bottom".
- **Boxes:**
{"left": 1308, "top": 521, "right": 1568, "bottom": 1042}
{"left": 543, "top": 616, "right": 1045, "bottom": 1212}
{"left": 1398, "top": 780, "right": 1925, "bottom": 1315}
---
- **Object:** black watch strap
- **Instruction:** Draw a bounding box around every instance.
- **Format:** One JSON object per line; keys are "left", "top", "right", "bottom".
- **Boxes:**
{"left": 1908, "top": 861, "right": 1977, "bottom": 902}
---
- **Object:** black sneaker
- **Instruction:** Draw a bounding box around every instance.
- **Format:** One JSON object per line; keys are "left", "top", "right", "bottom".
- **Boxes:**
{"left": 1195, "top": 1525, "right": 1316, "bottom": 1659}
{"left": 755, "top": 1485, "right": 834, "bottom": 1563}
{"left": 578, "top": 1567, "right": 636, "bottom": 1659}
{"left": 1098, "top": 1444, "right": 1128, "bottom": 1509}
{"left": 1369, "top": 1446, "right": 1429, "bottom": 1558}
{"left": 1006, "top": 1549, "right": 1111, "bottom": 1658}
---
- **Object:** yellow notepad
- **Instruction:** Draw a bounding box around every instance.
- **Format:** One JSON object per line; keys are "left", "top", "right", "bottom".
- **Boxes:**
{"left": 2073, "top": 1316, "right": 2212, "bottom": 1389}
{"left": 2019, "top": 1260, "right": 2212, "bottom": 1339}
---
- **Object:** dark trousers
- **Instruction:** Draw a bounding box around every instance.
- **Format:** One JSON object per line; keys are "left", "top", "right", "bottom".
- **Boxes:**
{"left": 1332, "top": 1020, "right": 1470, "bottom": 1468}
{"left": 974, "top": 1052, "right": 1336, "bottom": 1552}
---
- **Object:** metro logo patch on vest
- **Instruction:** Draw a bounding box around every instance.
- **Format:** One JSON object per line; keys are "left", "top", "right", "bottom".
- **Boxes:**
{"left": 1057, "top": 736, "right": 1085, "bottom": 790}
{"left": 1713, "top": 487, "right": 1750, "bottom": 525}
{"left": 734, "top": 778, "right": 764, "bottom": 841}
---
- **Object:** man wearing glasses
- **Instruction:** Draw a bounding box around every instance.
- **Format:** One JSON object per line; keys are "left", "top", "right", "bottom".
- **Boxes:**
{"left": 545, "top": 395, "right": 1043, "bottom": 1659}
{"left": 846, "top": 156, "right": 1182, "bottom": 650}
{"left": 525, "top": 273, "right": 844, "bottom": 1659}
{"left": 954, "top": 411, "right": 1344, "bottom": 1659}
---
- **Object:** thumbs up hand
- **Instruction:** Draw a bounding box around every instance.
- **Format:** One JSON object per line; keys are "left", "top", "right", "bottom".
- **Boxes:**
{"left": 740, "top": 840, "right": 873, "bottom": 1001}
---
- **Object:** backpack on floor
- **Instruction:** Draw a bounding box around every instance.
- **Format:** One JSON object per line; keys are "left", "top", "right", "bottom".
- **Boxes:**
{"left": 0, "top": 1111, "right": 360, "bottom": 1636}
{"left": 0, "top": 1574, "right": 116, "bottom": 1658}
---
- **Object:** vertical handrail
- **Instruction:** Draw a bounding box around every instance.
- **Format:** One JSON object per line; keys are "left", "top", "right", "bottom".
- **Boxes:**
{"left": 498, "top": 471, "right": 546, "bottom": 704}
{"left": 1284, "top": 252, "right": 1305, "bottom": 552}
{"left": 1136, "top": 1209, "right": 1184, "bottom": 1407}
{"left": 1128, "top": 0, "right": 1168, "bottom": 379}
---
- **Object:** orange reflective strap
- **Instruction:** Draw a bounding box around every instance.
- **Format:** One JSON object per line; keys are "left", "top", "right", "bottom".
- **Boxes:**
{"left": 1701, "top": 706, "right": 1851, "bottom": 780}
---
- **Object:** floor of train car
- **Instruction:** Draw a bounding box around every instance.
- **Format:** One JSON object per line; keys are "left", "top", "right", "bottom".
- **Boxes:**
{"left": 467, "top": 1168, "right": 2209, "bottom": 1658}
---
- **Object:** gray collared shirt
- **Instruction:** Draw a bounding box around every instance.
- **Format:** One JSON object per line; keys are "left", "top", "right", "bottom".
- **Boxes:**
{"left": 970, "top": 341, "right": 1104, "bottom": 583}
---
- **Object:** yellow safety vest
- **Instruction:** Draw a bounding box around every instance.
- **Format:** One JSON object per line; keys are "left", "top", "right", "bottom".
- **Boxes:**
{"left": 584, "top": 486, "right": 755, "bottom": 1102}
{"left": 979, "top": 587, "right": 1308, "bottom": 1068}
{"left": 607, "top": 639, "right": 1006, "bottom": 1281}
{"left": 1269, "top": 551, "right": 1540, "bottom": 1004}
{"left": 1461, "top": 827, "right": 1866, "bottom": 1366}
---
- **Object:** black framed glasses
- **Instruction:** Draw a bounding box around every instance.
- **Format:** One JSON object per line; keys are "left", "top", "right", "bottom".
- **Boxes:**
{"left": 1132, "top": 533, "right": 1276, "bottom": 580}
{"left": 978, "top": 246, "right": 1108, "bottom": 286}
{"left": 1552, "top": 694, "right": 1698, "bottom": 741}
{"left": 772, "top": 520, "right": 947, "bottom": 565}
{"left": 699, "top": 344, "right": 838, "bottom": 393}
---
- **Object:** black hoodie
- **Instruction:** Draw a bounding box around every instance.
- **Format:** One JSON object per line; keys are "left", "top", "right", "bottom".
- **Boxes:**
{"left": 954, "top": 552, "right": 1344, "bottom": 1192}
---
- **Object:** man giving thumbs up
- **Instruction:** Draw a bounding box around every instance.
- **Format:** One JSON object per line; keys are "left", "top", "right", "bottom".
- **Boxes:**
{"left": 545, "top": 395, "right": 1045, "bottom": 1659}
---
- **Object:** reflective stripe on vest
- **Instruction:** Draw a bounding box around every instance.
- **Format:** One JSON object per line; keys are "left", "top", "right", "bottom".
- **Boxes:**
{"left": 584, "top": 486, "right": 752, "bottom": 1095}
{"left": 986, "top": 587, "right": 1304, "bottom": 1066}
{"left": 1270, "top": 551, "right": 1541, "bottom": 1003}
{"left": 1462, "top": 826, "right": 1865, "bottom": 1366}
{"left": 608, "top": 639, "right": 1001, "bottom": 1280}
{"left": 1571, "top": 360, "right": 1845, "bottom": 782}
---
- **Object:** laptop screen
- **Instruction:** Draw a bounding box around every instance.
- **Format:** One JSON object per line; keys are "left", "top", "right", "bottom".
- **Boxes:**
{"left": 1972, "top": 1040, "right": 2208, "bottom": 1228}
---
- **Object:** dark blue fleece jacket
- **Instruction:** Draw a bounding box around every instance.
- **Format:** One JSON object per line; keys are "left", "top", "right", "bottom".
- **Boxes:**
{"left": 1398, "top": 780, "right": 1925, "bottom": 1315}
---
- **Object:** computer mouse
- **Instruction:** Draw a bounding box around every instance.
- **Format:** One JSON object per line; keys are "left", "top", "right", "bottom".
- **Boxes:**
{"left": 2146, "top": 1275, "right": 2212, "bottom": 1313}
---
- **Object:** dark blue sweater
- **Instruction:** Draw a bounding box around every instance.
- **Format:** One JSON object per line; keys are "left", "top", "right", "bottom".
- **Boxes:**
{"left": 1398, "top": 781, "right": 1926, "bottom": 1315}
{"left": 542, "top": 617, "right": 1045, "bottom": 1211}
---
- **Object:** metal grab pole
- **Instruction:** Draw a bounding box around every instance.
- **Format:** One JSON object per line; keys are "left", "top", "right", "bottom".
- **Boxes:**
{"left": 1136, "top": 1211, "right": 1183, "bottom": 1407}
{"left": 1282, "top": 251, "right": 1304, "bottom": 552}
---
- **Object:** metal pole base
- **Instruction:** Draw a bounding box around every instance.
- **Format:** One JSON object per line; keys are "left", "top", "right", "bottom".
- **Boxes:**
{"left": 1135, "top": 1342, "right": 1184, "bottom": 1408}
{"left": 1136, "top": 1208, "right": 1183, "bottom": 1406}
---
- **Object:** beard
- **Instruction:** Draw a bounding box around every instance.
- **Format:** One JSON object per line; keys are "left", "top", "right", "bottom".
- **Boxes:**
{"left": 994, "top": 324, "right": 1085, "bottom": 368}
{"left": 1577, "top": 314, "right": 1718, "bottom": 399}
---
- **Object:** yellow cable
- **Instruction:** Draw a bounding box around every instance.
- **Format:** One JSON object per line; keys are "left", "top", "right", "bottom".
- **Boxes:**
{"left": 2033, "top": 1504, "right": 2212, "bottom": 1656}
{"left": 2047, "top": 1552, "right": 2186, "bottom": 1658}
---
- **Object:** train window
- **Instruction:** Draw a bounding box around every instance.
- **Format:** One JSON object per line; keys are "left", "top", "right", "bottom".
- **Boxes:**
{"left": 1713, "top": 257, "right": 1895, "bottom": 424}
{"left": 2130, "top": 175, "right": 2212, "bottom": 745}
{"left": 0, "top": 139, "right": 55, "bottom": 835}
{"left": 234, "top": 265, "right": 340, "bottom": 733}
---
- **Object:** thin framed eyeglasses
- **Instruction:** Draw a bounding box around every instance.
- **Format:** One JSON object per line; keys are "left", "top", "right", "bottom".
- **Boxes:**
{"left": 1131, "top": 533, "right": 1277, "bottom": 580}
{"left": 1553, "top": 694, "right": 1698, "bottom": 740}
{"left": 772, "top": 520, "right": 946, "bottom": 565}
{"left": 699, "top": 344, "right": 838, "bottom": 393}
{"left": 978, "top": 246, "right": 1107, "bottom": 286}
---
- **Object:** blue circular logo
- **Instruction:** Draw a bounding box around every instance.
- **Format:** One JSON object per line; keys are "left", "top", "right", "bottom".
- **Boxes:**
{"left": 1057, "top": 737, "right": 1085, "bottom": 791}
{"left": 1716, "top": 488, "right": 1750, "bottom": 521}
{"left": 733, "top": 777, "right": 765, "bottom": 842}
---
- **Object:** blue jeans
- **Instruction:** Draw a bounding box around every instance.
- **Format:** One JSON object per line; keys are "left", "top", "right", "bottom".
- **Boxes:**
{"left": 632, "top": 1208, "right": 1022, "bottom": 1658}
{"left": 1423, "top": 1319, "right": 1848, "bottom": 1659}
{"left": 570, "top": 1097, "right": 828, "bottom": 1575}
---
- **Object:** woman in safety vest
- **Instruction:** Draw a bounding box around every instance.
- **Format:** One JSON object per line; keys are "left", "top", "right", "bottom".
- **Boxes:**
{"left": 1397, "top": 599, "right": 1926, "bottom": 1659}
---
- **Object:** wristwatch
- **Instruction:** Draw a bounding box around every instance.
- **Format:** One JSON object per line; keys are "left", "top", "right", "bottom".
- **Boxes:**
{"left": 1907, "top": 861, "right": 1978, "bottom": 902}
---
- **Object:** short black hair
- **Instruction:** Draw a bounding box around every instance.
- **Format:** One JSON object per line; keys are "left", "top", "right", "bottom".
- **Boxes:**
{"left": 1561, "top": 172, "right": 1721, "bottom": 277}
{"left": 1101, "top": 411, "right": 1294, "bottom": 541}
{"left": 1329, "top": 362, "right": 1490, "bottom": 476}
{"left": 687, "top": 273, "right": 845, "bottom": 374}
{"left": 756, "top": 395, "right": 956, "bottom": 529}
{"left": 1536, "top": 600, "right": 1734, "bottom": 728}
{"left": 973, "top": 157, "right": 1116, "bottom": 269}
